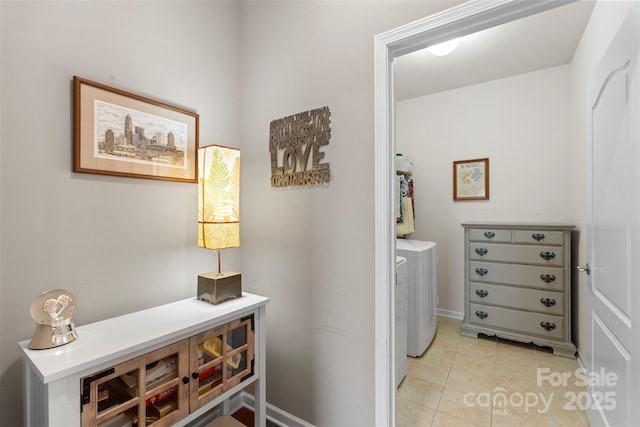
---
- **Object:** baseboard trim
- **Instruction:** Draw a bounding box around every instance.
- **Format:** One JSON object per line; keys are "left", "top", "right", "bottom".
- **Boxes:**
{"left": 576, "top": 348, "right": 587, "bottom": 370}
{"left": 437, "top": 308, "right": 464, "bottom": 320}
{"left": 235, "top": 392, "right": 316, "bottom": 427}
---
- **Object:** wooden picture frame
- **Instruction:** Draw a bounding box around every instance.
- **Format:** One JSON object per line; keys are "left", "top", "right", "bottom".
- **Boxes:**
{"left": 73, "top": 76, "right": 199, "bottom": 183}
{"left": 453, "top": 158, "right": 489, "bottom": 201}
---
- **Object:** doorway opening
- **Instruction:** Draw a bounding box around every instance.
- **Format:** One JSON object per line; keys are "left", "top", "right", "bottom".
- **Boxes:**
{"left": 373, "top": 1, "right": 584, "bottom": 424}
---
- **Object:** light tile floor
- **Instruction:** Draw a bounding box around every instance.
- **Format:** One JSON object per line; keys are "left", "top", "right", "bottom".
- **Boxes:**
{"left": 396, "top": 316, "right": 590, "bottom": 427}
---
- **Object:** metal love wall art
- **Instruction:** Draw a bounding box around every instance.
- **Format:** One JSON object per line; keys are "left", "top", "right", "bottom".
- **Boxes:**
{"left": 269, "top": 106, "right": 331, "bottom": 188}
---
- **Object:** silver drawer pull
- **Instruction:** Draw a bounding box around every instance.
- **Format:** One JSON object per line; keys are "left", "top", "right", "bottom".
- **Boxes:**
{"left": 475, "top": 310, "right": 488, "bottom": 320}
{"left": 475, "top": 289, "right": 489, "bottom": 298}
{"left": 540, "top": 274, "right": 556, "bottom": 284}
{"left": 483, "top": 231, "right": 495, "bottom": 239}
{"left": 539, "top": 251, "right": 556, "bottom": 261}
{"left": 475, "top": 247, "right": 488, "bottom": 256}
{"left": 475, "top": 267, "right": 488, "bottom": 277}
{"left": 540, "top": 298, "right": 556, "bottom": 308}
{"left": 540, "top": 321, "right": 556, "bottom": 331}
{"left": 531, "top": 233, "right": 546, "bottom": 241}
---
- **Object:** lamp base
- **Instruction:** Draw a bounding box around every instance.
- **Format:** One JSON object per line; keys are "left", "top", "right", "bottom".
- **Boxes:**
{"left": 197, "top": 271, "right": 242, "bottom": 305}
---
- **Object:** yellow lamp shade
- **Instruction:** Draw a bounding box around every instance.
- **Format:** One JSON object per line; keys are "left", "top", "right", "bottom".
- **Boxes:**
{"left": 198, "top": 145, "right": 240, "bottom": 250}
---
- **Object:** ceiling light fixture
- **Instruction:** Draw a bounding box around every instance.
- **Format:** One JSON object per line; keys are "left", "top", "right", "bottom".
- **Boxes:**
{"left": 428, "top": 38, "right": 460, "bottom": 56}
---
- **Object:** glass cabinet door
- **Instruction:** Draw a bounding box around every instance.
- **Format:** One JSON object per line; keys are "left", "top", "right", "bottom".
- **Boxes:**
{"left": 189, "top": 316, "right": 254, "bottom": 410}
{"left": 81, "top": 340, "right": 189, "bottom": 427}
{"left": 81, "top": 358, "right": 140, "bottom": 427}
{"left": 224, "top": 317, "right": 253, "bottom": 390}
{"left": 141, "top": 340, "right": 190, "bottom": 426}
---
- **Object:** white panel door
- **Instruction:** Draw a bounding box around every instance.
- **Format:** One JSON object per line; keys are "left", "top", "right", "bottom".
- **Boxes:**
{"left": 586, "top": 5, "right": 639, "bottom": 427}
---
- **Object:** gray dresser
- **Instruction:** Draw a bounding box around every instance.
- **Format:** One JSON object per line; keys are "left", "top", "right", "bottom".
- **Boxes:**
{"left": 461, "top": 222, "right": 576, "bottom": 358}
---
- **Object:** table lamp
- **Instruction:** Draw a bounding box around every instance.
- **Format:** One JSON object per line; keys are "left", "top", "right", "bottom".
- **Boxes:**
{"left": 197, "top": 144, "right": 241, "bottom": 304}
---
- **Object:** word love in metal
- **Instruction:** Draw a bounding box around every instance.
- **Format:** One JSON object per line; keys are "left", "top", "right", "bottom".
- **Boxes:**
{"left": 269, "top": 106, "right": 331, "bottom": 188}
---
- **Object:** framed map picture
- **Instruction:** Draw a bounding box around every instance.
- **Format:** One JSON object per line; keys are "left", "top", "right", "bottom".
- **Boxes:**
{"left": 453, "top": 158, "right": 489, "bottom": 201}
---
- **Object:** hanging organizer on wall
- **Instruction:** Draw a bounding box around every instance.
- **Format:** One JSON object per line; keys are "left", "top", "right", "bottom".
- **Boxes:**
{"left": 396, "top": 154, "right": 415, "bottom": 237}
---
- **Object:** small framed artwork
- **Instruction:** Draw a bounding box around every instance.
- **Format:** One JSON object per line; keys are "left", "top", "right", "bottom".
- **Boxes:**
{"left": 453, "top": 158, "right": 489, "bottom": 201}
{"left": 73, "top": 76, "right": 199, "bottom": 183}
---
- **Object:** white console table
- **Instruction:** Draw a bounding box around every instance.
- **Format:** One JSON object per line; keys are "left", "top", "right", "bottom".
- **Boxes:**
{"left": 19, "top": 292, "right": 268, "bottom": 427}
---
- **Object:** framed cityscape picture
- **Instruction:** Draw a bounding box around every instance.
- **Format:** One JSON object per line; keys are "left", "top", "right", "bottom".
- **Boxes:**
{"left": 453, "top": 158, "right": 489, "bottom": 201}
{"left": 73, "top": 76, "right": 199, "bottom": 183}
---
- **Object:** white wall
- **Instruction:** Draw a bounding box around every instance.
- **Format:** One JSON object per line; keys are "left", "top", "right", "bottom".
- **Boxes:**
{"left": 238, "top": 1, "right": 463, "bottom": 424}
{"left": 0, "top": 2, "right": 241, "bottom": 425}
{"left": 568, "top": 0, "right": 636, "bottom": 366}
{"left": 396, "top": 65, "right": 574, "bottom": 314}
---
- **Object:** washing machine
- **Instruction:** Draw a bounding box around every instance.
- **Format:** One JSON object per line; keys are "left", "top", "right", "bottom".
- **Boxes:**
{"left": 395, "top": 256, "right": 407, "bottom": 388}
{"left": 396, "top": 239, "right": 438, "bottom": 357}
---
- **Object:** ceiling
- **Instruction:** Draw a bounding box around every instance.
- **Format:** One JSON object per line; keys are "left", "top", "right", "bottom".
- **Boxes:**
{"left": 394, "top": 1, "right": 595, "bottom": 101}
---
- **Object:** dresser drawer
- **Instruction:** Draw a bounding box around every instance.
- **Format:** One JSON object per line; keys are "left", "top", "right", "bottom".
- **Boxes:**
{"left": 468, "top": 228, "right": 511, "bottom": 242}
{"left": 469, "top": 261, "right": 564, "bottom": 290}
{"left": 469, "top": 242, "right": 564, "bottom": 266}
{"left": 514, "top": 230, "right": 564, "bottom": 245}
{"left": 469, "top": 282, "right": 564, "bottom": 315}
{"left": 469, "top": 303, "right": 564, "bottom": 339}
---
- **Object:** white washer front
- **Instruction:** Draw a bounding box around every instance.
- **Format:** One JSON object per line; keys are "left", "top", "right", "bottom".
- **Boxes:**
{"left": 395, "top": 256, "right": 407, "bottom": 388}
{"left": 396, "top": 239, "right": 438, "bottom": 357}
